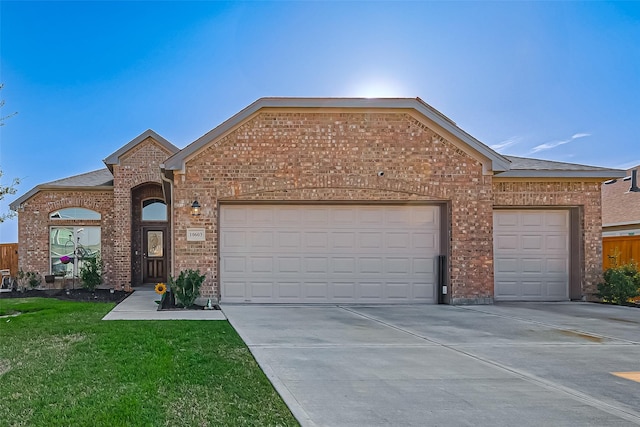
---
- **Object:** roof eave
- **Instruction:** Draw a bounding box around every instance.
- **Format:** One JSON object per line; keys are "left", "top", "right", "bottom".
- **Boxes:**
{"left": 103, "top": 129, "right": 179, "bottom": 167}
{"left": 494, "top": 170, "right": 626, "bottom": 179}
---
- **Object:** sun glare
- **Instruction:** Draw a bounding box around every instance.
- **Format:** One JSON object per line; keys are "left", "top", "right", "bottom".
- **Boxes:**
{"left": 349, "top": 78, "right": 408, "bottom": 98}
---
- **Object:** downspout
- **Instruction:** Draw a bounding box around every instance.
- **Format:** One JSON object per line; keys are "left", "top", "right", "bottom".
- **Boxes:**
{"left": 159, "top": 165, "right": 175, "bottom": 280}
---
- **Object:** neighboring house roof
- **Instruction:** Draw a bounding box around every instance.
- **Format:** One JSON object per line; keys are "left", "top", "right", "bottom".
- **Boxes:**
{"left": 163, "top": 97, "right": 512, "bottom": 173}
{"left": 103, "top": 129, "right": 179, "bottom": 171}
{"left": 601, "top": 166, "right": 640, "bottom": 227}
{"left": 496, "top": 155, "right": 625, "bottom": 179}
{"left": 9, "top": 168, "right": 114, "bottom": 211}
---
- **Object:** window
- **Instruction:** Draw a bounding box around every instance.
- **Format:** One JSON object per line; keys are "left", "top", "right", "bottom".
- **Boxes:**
{"left": 142, "top": 199, "right": 167, "bottom": 221}
{"left": 50, "top": 207, "right": 101, "bottom": 220}
{"left": 50, "top": 226, "right": 101, "bottom": 277}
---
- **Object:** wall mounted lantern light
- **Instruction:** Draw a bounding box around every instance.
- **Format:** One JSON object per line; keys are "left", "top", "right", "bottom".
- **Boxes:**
{"left": 191, "top": 200, "right": 201, "bottom": 216}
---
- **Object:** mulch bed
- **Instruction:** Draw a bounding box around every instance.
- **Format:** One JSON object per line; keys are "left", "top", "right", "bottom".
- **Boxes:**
{"left": 0, "top": 288, "right": 130, "bottom": 303}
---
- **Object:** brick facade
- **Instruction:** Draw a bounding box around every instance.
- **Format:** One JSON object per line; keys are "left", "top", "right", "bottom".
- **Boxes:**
{"left": 16, "top": 190, "right": 115, "bottom": 286}
{"left": 493, "top": 179, "right": 604, "bottom": 299}
{"left": 111, "top": 137, "right": 174, "bottom": 290}
{"left": 13, "top": 101, "right": 609, "bottom": 303}
{"left": 172, "top": 111, "right": 494, "bottom": 302}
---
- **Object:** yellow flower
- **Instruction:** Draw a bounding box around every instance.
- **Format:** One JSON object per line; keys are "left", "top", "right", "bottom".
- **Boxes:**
{"left": 155, "top": 283, "right": 167, "bottom": 295}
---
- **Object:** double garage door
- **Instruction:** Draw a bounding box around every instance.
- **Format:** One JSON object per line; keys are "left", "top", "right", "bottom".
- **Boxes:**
{"left": 220, "top": 204, "right": 440, "bottom": 304}
{"left": 493, "top": 210, "right": 570, "bottom": 301}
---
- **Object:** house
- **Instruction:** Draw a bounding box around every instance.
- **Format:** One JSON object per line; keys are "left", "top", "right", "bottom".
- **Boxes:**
{"left": 601, "top": 166, "right": 640, "bottom": 268}
{"left": 10, "top": 97, "right": 624, "bottom": 304}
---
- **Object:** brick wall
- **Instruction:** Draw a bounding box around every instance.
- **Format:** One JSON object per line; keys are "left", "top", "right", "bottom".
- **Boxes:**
{"left": 16, "top": 190, "right": 115, "bottom": 286}
{"left": 111, "top": 137, "right": 175, "bottom": 290}
{"left": 493, "top": 180, "right": 603, "bottom": 299}
{"left": 172, "top": 110, "right": 494, "bottom": 302}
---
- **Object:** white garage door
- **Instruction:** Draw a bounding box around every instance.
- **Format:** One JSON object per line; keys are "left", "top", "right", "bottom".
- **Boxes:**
{"left": 493, "top": 210, "right": 569, "bottom": 301}
{"left": 220, "top": 204, "right": 440, "bottom": 304}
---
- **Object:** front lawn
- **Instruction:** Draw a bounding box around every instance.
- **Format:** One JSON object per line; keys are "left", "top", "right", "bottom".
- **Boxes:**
{"left": 0, "top": 299, "right": 298, "bottom": 427}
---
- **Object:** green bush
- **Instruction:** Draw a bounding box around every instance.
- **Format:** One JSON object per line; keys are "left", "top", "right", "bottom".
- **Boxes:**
{"left": 597, "top": 261, "right": 640, "bottom": 304}
{"left": 79, "top": 255, "right": 103, "bottom": 291}
{"left": 16, "top": 270, "right": 42, "bottom": 290}
{"left": 170, "top": 269, "right": 205, "bottom": 307}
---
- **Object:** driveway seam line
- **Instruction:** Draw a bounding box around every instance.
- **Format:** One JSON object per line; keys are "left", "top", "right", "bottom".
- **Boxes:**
{"left": 456, "top": 305, "right": 640, "bottom": 345}
{"left": 339, "top": 305, "right": 640, "bottom": 424}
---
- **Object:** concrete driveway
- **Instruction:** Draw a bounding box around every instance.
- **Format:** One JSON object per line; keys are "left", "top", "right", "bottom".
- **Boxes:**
{"left": 222, "top": 303, "right": 640, "bottom": 427}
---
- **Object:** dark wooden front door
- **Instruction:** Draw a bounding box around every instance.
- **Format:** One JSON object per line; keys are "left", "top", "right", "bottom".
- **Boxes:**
{"left": 143, "top": 227, "right": 167, "bottom": 283}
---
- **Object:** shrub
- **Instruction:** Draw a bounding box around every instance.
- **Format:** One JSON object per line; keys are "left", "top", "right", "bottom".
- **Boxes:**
{"left": 597, "top": 261, "right": 640, "bottom": 305}
{"left": 16, "top": 270, "right": 42, "bottom": 290}
{"left": 79, "top": 255, "right": 103, "bottom": 291}
{"left": 170, "top": 269, "right": 205, "bottom": 308}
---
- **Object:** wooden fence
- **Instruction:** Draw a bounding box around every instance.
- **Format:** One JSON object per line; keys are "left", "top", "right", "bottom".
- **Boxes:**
{"left": 0, "top": 243, "right": 19, "bottom": 276}
{"left": 603, "top": 236, "right": 640, "bottom": 269}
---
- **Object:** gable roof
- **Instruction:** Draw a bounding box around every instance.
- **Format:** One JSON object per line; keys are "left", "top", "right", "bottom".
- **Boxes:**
{"left": 162, "top": 97, "right": 512, "bottom": 173}
{"left": 10, "top": 168, "right": 114, "bottom": 211}
{"left": 602, "top": 166, "right": 640, "bottom": 227}
{"left": 496, "top": 155, "right": 625, "bottom": 179}
{"left": 103, "top": 129, "right": 179, "bottom": 172}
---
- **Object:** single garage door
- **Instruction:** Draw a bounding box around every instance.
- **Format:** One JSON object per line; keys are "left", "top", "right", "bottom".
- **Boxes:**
{"left": 493, "top": 210, "right": 569, "bottom": 301}
{"left": 220, "top": 204, "right": 440, "bottom": 303}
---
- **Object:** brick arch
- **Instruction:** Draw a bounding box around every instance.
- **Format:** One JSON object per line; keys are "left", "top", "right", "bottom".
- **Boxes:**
{"left": 218, "top": 174, "right": 451, "bottom": 201}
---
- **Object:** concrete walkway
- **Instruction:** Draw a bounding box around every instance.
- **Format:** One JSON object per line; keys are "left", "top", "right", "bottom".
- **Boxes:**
{"left": 102, "top": 288, "right": 226, "bottom": 320}
{"left": 224, "top": 303, "right": 640, "bottom": 427}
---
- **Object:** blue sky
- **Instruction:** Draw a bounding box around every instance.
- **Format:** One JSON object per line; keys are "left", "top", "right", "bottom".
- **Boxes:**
{"left": 1, "top": 1, "right": 639, "bottom": 242}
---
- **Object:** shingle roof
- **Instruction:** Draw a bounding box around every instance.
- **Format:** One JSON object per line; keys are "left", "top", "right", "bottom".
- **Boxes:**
{"left": 45, "top": 168, "right": 114, "bottom": 187}
{"left": 9, "top": 169, "right": 114, "bottom": 211}
{"left": 496, "top": 156, "right": 625, "bottom": 179}
{"left": 602, "top": 166, "right": 640, "bottom": 227}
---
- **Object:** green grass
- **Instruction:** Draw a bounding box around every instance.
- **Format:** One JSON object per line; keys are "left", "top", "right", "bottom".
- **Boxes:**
{"left": 0, "top": 298, "right": 298, "bottom": 427}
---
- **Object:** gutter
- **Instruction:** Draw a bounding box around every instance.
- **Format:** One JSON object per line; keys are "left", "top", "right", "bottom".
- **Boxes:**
{"left": 159, "top": 165, "right": 175, "bottom": 280}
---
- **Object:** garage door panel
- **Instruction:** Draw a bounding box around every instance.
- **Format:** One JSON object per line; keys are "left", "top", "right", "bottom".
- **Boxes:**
{"left": 495, "top": 235, "right": 518, "bottom": 250}
{"left": 331, "top": 257, "right": 356, "bottom": 274}
{"left": 333, "top": 282, "right": 355, "bottom": 299}
{"left": 521, "top": 235, "right": 543, "bottom": 250}
{"left": 278, "top": 258, "right": 300, "bottom": 273}
{"left": 222, "top": 256, "right": 246, "bottom": 273}
{"left": 360, "top": 257, "right": 383, "bottom": 274}
{"left": 547, "top": 258, "right": 568, "bottom": 274}
{"left": 386, "top": 258, "right": 411, "bottom": 274}
{"left": 221, "top": 205, "right": 439, "bottom": 303}
{"left": 250, "top": 257, "right": 273, "bottom": 273}
{"left": 331, "top": 232, "right": 356, "bottom": 249}
{"left": 305, "top": 258, "right": 328, "bottom": 273}
{"left": 304, "top": 232, "right": 328, "bottom": 249}
{"left": 249, "top": 231, "right": 273, "bottom": 248}
{"left": 278, "top": 282, "right": 301, "bottom": 299}
{"left": 359, "top": 282, "right": 383, "bottom": 299}
{"left": 386, "top": 282, "right": 411, "bottom": 299}
{"left": 223, "top": 281, "right": 246, "bottom": 298}
{"left": 546, "top": 235, "right": 568, "bottom": 251}
{"left": 494, "top": 210, "right": 569, "bottom": 301}
{"left": 495, "top": 258, "right": 518, "bottom": 273}
{"left": 359, "top": 232, "right": 383, "bottom": 249}
{"left": 250, "top": 282, "right": 273, "bottom": 298}
{"left": 413, "top": 258, "right": 433, "bottom": 275}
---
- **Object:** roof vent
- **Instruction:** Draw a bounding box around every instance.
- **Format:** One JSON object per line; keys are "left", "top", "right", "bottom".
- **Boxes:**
{"left": 629, "top": 169, "right": 640, "bottom": 193}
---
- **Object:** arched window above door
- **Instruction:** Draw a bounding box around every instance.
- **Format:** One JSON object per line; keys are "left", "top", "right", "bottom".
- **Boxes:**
{"left": 142, "top": 199, "right": 167, "bottom": 221}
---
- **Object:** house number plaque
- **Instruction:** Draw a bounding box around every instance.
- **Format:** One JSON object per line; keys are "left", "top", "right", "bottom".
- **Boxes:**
{"left": 187, "top": 228, "right": 205, "bottom": 241}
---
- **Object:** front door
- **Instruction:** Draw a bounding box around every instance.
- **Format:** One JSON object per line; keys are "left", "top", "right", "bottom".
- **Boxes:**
{"left": 143, "top": 227, "right": 167, "bottom": 283}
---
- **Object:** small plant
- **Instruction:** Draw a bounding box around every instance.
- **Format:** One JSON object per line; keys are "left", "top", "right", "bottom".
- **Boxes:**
{"left": 169, "top": 269, "right": 205, "bottom": 308}
{"left": 597, "top": 261, "right": 640, "bottom": 305}
{"left": 79, "top": 255, "right": 103, "bottom": 291}
{"left": 16, "top": 270, "right": 42, "bottom": 291}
